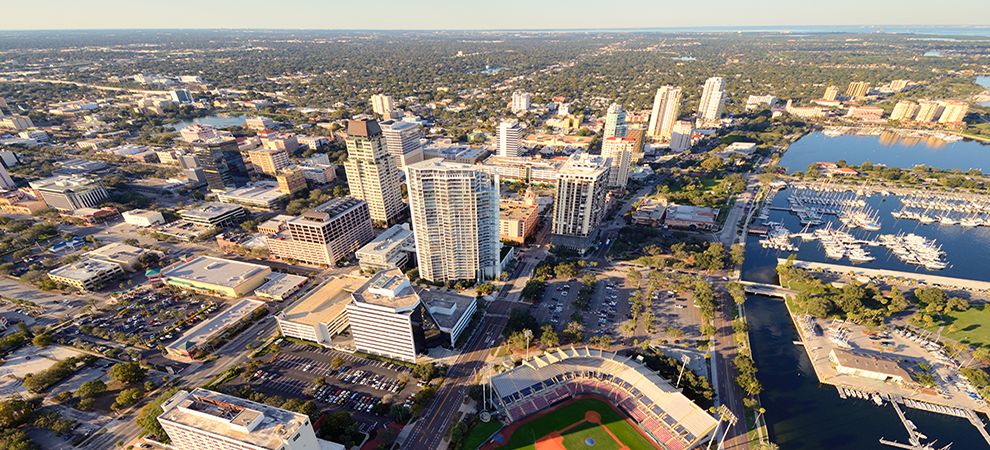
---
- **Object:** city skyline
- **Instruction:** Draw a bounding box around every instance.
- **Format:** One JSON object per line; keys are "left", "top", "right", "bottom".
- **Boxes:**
{"left": 2, "top": 0, "right": 987, "bottom": 31}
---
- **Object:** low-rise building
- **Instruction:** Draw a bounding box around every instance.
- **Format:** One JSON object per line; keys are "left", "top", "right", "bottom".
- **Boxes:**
{"left": 181, "top": 202, "right": 246, "bottom": 228}
{"left": 520, "top": 134, "right": 594, "bottom": 151}
{"left": 61, "top": 206, "right": 119, "bottom": 225}
{"left": 245, "top": 117, "right": 276, "bottom": 130}
{"left": 162, "top": 256, "right": 272, "bottom": 298}
{"left": 122, "top": 209, "right": 165, "bottom": 227}
{"left": 76, "top": 138, "right": 112, "bottom": 150}
{"left": 632, "top": 198, "right": 666, "bottom": 227}
{"left": 479, "top": 155, "right": 563, "bottom": 185}
{"left": 420, "top": 290, "right": 477, "bottom": 348}
{"left": 664, "top": 204, "right": 717, "bottom": 230}
{"left": 29, "top": 175, "right": 108, "bottom": 212}
{"left": 216, "top": 182, "right": 287, "bottom": 209}
{"left": 52, "top": 159, "right": 108, "bottom": 175}
{"left": 355, "top": 224, "right": 416, "bottom": 271}
{"left": 499, "top": 201, "right": 538, "bottom": 244}
{"left": 422, "top": 144, "right": 490, "bottom": 164}
{"left": 86, "top": 242, "right": 151, "bottom": 272}
{"left": 0, "top": 115, "right": 34, "bottom": 130}
{"left": 276, "top": 275, "right": 367, "bottom": 346}
{"left": 845, "top": 106, "right": 885, "bottom": 122}
{"left": 254, "top": 272, "right": 309, "bottom": 302}
{"left": 48, "top": 257, "right": 124, "bottom": 291}
{"left": 829, "top": 348, "right": 912, "bottom": 384}
{"left": 257, "top": 215, "right": 295, "bottom": 234}
{"left": 0, "top": 189, "right": 47, "bottom": 215}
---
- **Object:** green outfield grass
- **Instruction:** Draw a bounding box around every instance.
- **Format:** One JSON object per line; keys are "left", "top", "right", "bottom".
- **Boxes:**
{"left": 497, "top": 398, "right": 657, "bottom": 450}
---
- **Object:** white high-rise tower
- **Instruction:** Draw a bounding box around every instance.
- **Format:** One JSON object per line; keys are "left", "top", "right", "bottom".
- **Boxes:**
{"left": 696, "top": 77, "right": 727, "bottom": 127}
{"left": 647, "top": 86, "right": 682, "bottom": 141}
{"left": 498, "top": 120, "right": 523, "bottom": 157}
{"left": 603, "top": 103, "right": 628, "bottom": 139}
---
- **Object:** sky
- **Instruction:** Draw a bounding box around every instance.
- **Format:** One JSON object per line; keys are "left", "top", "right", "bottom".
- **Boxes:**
{"left": 4, "top": 0, "right": 989, "bottom": 30}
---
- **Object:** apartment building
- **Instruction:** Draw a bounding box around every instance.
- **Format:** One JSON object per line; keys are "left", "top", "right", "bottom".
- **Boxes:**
{"left": 379, "top": 120, "right": 424, "bottom": 168}
{"left": 647, "top": 86, "right": 682, "bottom": 140}
{"left": 551, "top": 152, "right": 610, "bottom": 252}
{"left": 696, "top": 77, "right": 727, "bottom": 127}
{"left": 266, "top": 197, "right": 374, "bottom": 267}
{"left": 248, "top": 148, "right": 290, "bottom": 175}
{"left": 600, "top": 137, "right": 634, "bottom": 191}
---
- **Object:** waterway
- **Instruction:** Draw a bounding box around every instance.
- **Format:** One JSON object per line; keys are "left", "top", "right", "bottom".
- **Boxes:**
{"left": 746, "top": 294, "right": 987, "bottom": 449}
{"left": 741, "top": 189, "right": 990, "bottom": 284}
{"left": 777, "top": 131, "right": 990, "bottom": 174}
{"left": 978, "top": 76, "right": 990, "bottom": 107}
{"left": 167, "top": 114, "right": 253, "bottom": 130}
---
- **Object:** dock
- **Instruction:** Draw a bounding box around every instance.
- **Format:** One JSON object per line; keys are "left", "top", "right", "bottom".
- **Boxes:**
{"left": 777, "top": 258, "right": 990, "bottom": 292}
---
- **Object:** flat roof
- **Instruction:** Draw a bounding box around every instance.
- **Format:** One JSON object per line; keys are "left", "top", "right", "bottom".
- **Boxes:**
{"left": 280, "top": 276, "right": 368, "bottom": 326}
{"left": 352, "top": 269, "right": 420, "bottom": 310}
{"left": 163, "top": 256, "right": 269, "bottom": 289}
{"left": 29, "top": 175, "right": 101, "bottom": 192}
{"left": 500, "top": 202, "right": 537, "bottom": 221}
{"left": 356, "top": 225, "right": 413, "bottom": 258}
{"left": 87, "top": 242, "right": 145, "bottom": 261}
{"left": 182, "top": 202, "right": 244, "bottom": 220}
{"left": 166, "top": 298, "right": 265, "bottom": 353}
{"left": 159, "top": 388, "right": 306, "bottom": 450}
{"left": 255, "top": 273, "right": 309, "bottom": 298}
{"left": 421, "top": 289, "right": 475, "bottom": 331}
{"left": 666, "top": 204, "right": 716, "bottom": 223}
{"left": 49, "top": 257, "right": 120, "bottom": 281}
{"left": 559, "top": 153, "right": 609, "bottom": 177}
{"left": 122, "top": 209, "right": 162, "bottom": 218}
{"left": 219, "top": 183, "right": 286, "bottom": 202}
{"left": 291, "top": 197, "right": 364, "bottom": 225}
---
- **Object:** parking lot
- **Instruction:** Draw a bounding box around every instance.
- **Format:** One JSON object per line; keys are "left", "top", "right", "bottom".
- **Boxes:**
{"left": 236, "top": 341, "right": 419, "bottom": 429}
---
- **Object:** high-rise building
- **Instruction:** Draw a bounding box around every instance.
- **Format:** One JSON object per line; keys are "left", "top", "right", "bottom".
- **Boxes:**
{"left": 266, "top": 197, "right": 375, "bottom": 266}
{"left": 0, "top": 164, "right": 16, "bottom": 190}
{"left": 0, "top": 115, "right": 34, "bottom": 131}
{"left": 891, "top": 80, "right": 910, "bottom": 90}
{"left": 696, "top": 77, "right": 727, "bottom": 127}
{"left": 248, "top": 148, "right": 290, "bottom": 175}
{"left": 371, "top": 94, "right": 395, "bottom": 117}
{"left": 551, "top": 152, "right": 611, "bottom": 252}
{"left": 603, "top": 103, "right": 628, "bottom": 139}
{"left": 191, "top": 138, "right": 248, "bottom": 191}
{"left": 647, "top": 86, "right": 682, "bottom": 140}
{"left": 845, "top": 81, "right": 871, "bottom": 99}
{"left": 157, "top": 388, "right": 340, "bottom": 450}
{"left": 379, "top": 120, "right": 424, "bottom": 169}
{"left": 511, "top": 92, "right": 530, "bottom": 113}
{"left": 890, "top": 101, "right": 919, "bottom": 122}
{"left": 0, "top": 97, "right": 7, "bottom": 116}
{"left": 346, "top": 269, "right": 435, "bottom": 362}
{"left": 823, "top": 85, "right": 840, "bottom": 101}
{"left": 915, "top": 101, "right": 945, "bottom": 123}
{"left": 344, "top": 120, "right": 404, "bottom": 226}
{"left": 669, "top": 121, "right": 694, "bottom": 153}
{"left": 29, "top": 175, "right": 108, "bottom": 211}
{"left": 601, "top": 137, "right": 634, "bottom": 191}
{"left": 169, "top": 89, "right": 193, "bottom": 104}
{"left": 406, "top": 159, "right": 500, "bottom": 283}
{"left": 498, "top": 120, "right": 524, "bottom": 158}
{"left": 938, "top": 100, "right": 969, "bottom": 124}
{"left": 276, "top": 167, "right": 307, "bottom": 195}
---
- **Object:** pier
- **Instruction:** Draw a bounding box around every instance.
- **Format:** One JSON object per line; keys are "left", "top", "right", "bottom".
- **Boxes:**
{"left": 777, "top": 258, "right": 990, "bottom": 293}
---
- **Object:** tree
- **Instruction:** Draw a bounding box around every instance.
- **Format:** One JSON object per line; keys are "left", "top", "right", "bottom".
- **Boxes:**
{"left": 521, "top": 279, "right": 547, "bottom": 300}
{"left": 729, "top": 243, "right": 745, "bottom": 267}
{"left": 314, "top": 377, "right": 326, "bottom": 386}
{"left": 390, "top": 404, "right": 412, "bottom": 423}
{"left": 0, "top": 398, "right": 34, "bottom": 428}
{"left": 76, "top": 380, "right": 107, "bottom": 398}
{"left": 413, "top": 362, "right": 437, "bottom": 382}
{"left": 627, "top": 268, "right": 642, "bottom": 284}
{"left": 503, "top": 307, "right": 539, "bottom": 337}
{"left": 112, "top": 388, "right": 144, "bottom": 409}
{"left": 377, "top": 426, "right": 399, "bottom": 447}
{"left": 467, "top": 384, "right": 484, "bottom": 403}
{"left": 476, "top": 282, "right": 496, "bottom": 295}
{"left": 947, "top": 297, "right": 969, "bottom": 312}
{"left": 540, "top": 323, "right": 560, "bottom": 348}
{"left": 564, "top": 321, "right": 584, "bottom": 343}
{"left": 701, "top": 156, "right": 724, "bottom": 171}
{"left": 727, "top": 282, "right": 746, "bottom": 305}
{"left": 0, "top": 429, "right": 38, "bottom": 450}
{"left": 330, "top": 356, "right": 345, "bottom": 370}
{"left": 582, "top": 273, "right": 597, "bottom": 287}
{"left": 31, "top": 334, "right": 52, "bottom": 347}
{"left": 137, "top": 387, "right": 185, "bottom": 442}
{"left": 914, "top": 287, "right": 948, "bottom": 311}
{"left": 508, "top": 330, "right": 532, "bottom": 350}
{"left": 108, "top": 362, "right": 147, "bottom": 383}
{"left": 805, "top": 164, "right": 820, "bottom": 178}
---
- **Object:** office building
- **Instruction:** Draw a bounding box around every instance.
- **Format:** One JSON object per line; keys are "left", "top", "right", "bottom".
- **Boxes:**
{"left": 601, "top": 137, "right": 634, "bottom": 191}
{"left": 511, "top": 91, "right": 530, "bottom": 113}
{"left": 276, "top": 276, "right": 367, "bottom": 346}
{"left": 343, "top": 120, "right": 404, "bottom": 226}
{"left": 267, "top": 197, "right": 374, "bottom": 267}
{"left": 664, "top": 204, "right": 717, "bottom": 230}
{"left": 181, "top": 202, "right": 246, "bottom": 228}
{"left": 371, "top": 94, "right": 395, "bottom": 117}
{"left": 647, "top": 85, "right": 682, "bottom": 140}
{"left": 162, "top": 256, "right": 271, "bottom": 298}
{"left": 744, "top": 95, "right": 777, "bottom": 110}
{"left": 169, "top": 89, "right": 193, "bottom": 104}
{"left": 696, "top": 77, "right": 727, "bottom": 127}
{"left": 890, "top": 101, "right": 919, "bottom": 122}
{"left": 0, "top": 189, "right": 46, "bottom": 215}
{"left": 248, "top": 148, "right": 290, "bottom": 175}
{"left": 217, "top": 182, "right": 286, "bottom": 209}
{"left": 938, "top": 100, "right": 969, "bottom": 124}
{"left": 48, "top": 258, "right": 124, "bottom": 291}
{"left": 179, "top": 125, "right": 219, "bottom": 143}
{"left": 498, "top": 120, "right": 524, "bottom": 158}
{"left": 603, "top": 103, "right": 628, "bottom": 139}
{"left": 191, "top": 138, "right": 248, "bottom": 191}
{"left": 356, "top": 223, "right": 416, "bottom": 271}
{"left": 669, "top": 121, "right": 693, "bottom": 153}
{"left": 122, "top": 209, "right": 165, "bottom": 227}
{"left": 845, "top": 81, "right": 871, "bottom": 100}
{"left": 86, "top": 242, "right": 152, "bottom": 272}
{"left": 915, "top": 101, "right": 945, "bottom": 123}
{"left": 551, "top": 153, "right": 610, "bottom": 252}
{"left": 0, "top": 115, "right": 33, "bottom": 131}
{"left": 379, "top": 120, "right": 424, "bottom": 168}
{"left": 244, "top": 117, "right": 276, "bottom": 130}
{"left": 824, "top": 86, "right": 840, "bottom": 101}
{"left": 499, "top": 200, "right": 539, "bottom": 244}
{"left": 29, "top": 175, "right": 108, "bottom": 212}
{"left": 276, "top": 168, "right": 307, "bottom": 195}
{"left": 0, "top": 164, "right": 14, "bottom": 190}
{"left": 406, "top": 159, "right": 500, "bottom": 283}
{"left": 0, "top": 150, "right": 18, "bottom": 168}
{"left": 157, "top": 388, "right": 338, "bottom": 450}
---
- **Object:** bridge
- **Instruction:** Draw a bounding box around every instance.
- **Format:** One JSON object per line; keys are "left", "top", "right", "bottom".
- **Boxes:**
{"left": 738, "top": 280, "right": 798, "bottom": 299}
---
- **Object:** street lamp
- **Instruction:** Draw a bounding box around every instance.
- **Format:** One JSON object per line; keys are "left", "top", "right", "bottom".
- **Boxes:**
{"left": 524, "top": 329, "right": 532, "bottom": 361}
{"left": 676, "top": 355, "right": 691, "bottom": 388}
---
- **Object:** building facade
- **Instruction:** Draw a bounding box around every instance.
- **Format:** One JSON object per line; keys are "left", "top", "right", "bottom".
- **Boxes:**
{"left": 845, "top": 81, "right": 871, "bottom": 99}
{"left": 647, "top": 85, "right": 682, "bottom": 140}
{"left": 915, "top": 101, "right": 945, "bottom": 123}
{"left": 181, "top": 202, "right": 246, "bottom": 228}
{"left": 248, "top": 148, "right": 290, "bottom": 175}
{"left": 498, "top": 120, "right": 523, "bottom": 158}
{"left": 191, "top": 138, "right": 248, "bottom": 191}
{"left": 696, "top": 77, "right": 727, "bottom": 127}
{"left": 669, "top": 120, "right": 694, "bottom": 153}
{"left": 601, "top": 137, "right": 634, "bottom": 191}
{"left": 379, "top": 120, "right": 424, "bottom": 168}
{"left": 551, "top": 153, "right": 610, "bottom": 252}
{"left": 602, "top": 103, "right": 628, "bottom": 139}
{"left": 890, "top": 101, "right": 919, "bottom": 121}
{"left": 406, "top": 159, "right": 501, "bottom": 283}
{"left": 48, "top": 258, "right": 124, "bottom": 291}
{"left": 267, "top": 197, "right": 375, "bottom": 267}
{"left": 938, "top": 100, "right": 969, "bottom": 124}
{"left": 276, "top": 168, "right": 308, "bottom": 195}
{"left": 29, "top": 175, "right": 108, "bottom": 212}
{"left": 343, "top": 120, "right": 404, "bottom": 226}
{"left": 371, "top": 94, "right": 395, "bottom": 117}
{"left": 823, "top": 85, "right": 840, "bottom": 101}
{"left": 347, "top": 270, "right": 430, "bottom": 362}
{"left": 355, "top": 224, "right": 416, "bottom": 271}
{"left": 511, "top": 92, "right": 530, "bottom": 113}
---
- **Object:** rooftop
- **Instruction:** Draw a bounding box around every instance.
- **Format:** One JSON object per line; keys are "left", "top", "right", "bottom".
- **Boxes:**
{"left": 352, "top": 269, "right": 420, "bottom": 311}
{"left": 356, "top": 224, "right": 414, "bottom": 258}
{"left": 254, "top": 273, "right": 309, "bottom": 299}
{"left": 421, "top": 289, "right": 476, "bottom": 331}
{"left": 830, "top": 348, "right": 913, "bottom": 380}
{"left": 666, "top": 204, "right": 716, "bottom": 224}
{"left": 49, "top": 257, "right": 120, "bottom": 281}
{"left": 218, "top": 183, "right": 286, "bottom": 203}
{"left": 165, "top": 298, "right": 264, "bottom": 353}
{"left": 182, "top": 202, "right": 244, "bottom": 220}
{"left": 500, "top": 202, "right": 537, "bottom": 221}
{"left": 158, "top": 388, "right": 308, "bottom": 450}
{"left": 293, "top": 197, "right": 364, "bottom": 225}
{"left": 29, "top": 174, "right": 101, "bottom": 192}
{"left": 123, "top": 209, "right": 162, "bottom": 219}
{"left": 347, "top": 119, "right": 382, "bottom": 137}
{"left": 163, "top": 256, "right": 270, "bottom": 289}
{"left": 280, "top": 276, "right": 368, "bottom": 326}
{"left": 559, "top": 152, "right": 609, "bottom": 177}
{"left": 87, "top": 242, "right": 145, "bottom": 262}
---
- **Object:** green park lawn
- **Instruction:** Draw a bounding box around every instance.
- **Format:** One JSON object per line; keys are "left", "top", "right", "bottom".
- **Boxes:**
{"left": 923, "top": 303, "right": 990, "bottom": 348}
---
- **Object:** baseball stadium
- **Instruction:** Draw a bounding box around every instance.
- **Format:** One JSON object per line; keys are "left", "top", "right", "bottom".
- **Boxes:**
{"left": 484, "top": 346, "right": 718, "bottom": 450}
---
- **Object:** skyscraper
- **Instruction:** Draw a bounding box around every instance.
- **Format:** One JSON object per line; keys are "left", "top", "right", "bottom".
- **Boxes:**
{"left": 0, "top": 164, "right": 15, "bottom": 190}
{"left": 498, "top": 120, "right": 524, "bottom": 158}
{"left": 406, "top": 159, "right": 500, "bottom": 283}
{"left": 938, "top": 100, "right": 969, "bottom": 124}
{"left": 601, "top": 137, "right": 634, "bottom": 191}
{"left": 823, "top": 85, "right": 840, "bottom": 101}
{"left": 669, "top": 121, "right": 694, "bottom": 153}
{"left": 603, "top": 103, "right": 628, "bottom": 139}
{"left": 191, "top": 138, "right": 248, "bottom": 191}
{"left": 696, "top": 77, "right": 727, "bottom": 127}
{"left": 551, "top": 152, "right": 610, "bottom": 253}
{"left": 169, "top": 89, "right": 193, "bottom": 104}
{"left": 248, "top": 148, "right": 290, "bottom": 175}
{"left": 379, "top": 120, "right": 424, "bottom": 169}
{"left": 344, "top": 120, "right": 404, "bottom": 226}
{"left": 371, "top": 94, "right": 395, "bottom": 117}
{"left": 845, "top": 81, "right": 871, "bottom": 99}
{"left": 915, "top": 101, "right": 945, "bottom": 123}
{"left": 647, "top": 86, "right": 682, "bottom": 140}
{"left": 511, "top": 92, "right": 530, "bottom": 113}
{"left": 890, "top": 101, "right": 919, "bottom": 122}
